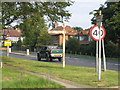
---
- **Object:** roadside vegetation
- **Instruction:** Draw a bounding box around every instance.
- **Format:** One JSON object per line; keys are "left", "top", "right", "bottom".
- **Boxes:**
{"left": 66, "top": 38, "right": 120, "bottom": 59}
{"left": 2, "top": 56, "right": 119, "bottom": 88}
{"left": 2, "top": 68, "right": 65, "bottom": 88}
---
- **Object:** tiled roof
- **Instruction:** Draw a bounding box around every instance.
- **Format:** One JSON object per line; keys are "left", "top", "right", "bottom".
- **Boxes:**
{"left": 49, "top": 26, "right": 78, "bottom": 35}
{"left": 79, "top": 29, "right": 89, "bottom": 36}
{"left": 1, "top": 29, "right": 22, "bottom": 37}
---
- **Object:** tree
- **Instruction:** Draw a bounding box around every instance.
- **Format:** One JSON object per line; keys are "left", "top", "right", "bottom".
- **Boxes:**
{"left": 20, "top": 14, "right": 51, "bottom": 51}
{"left": 66, "top": 37, "right": 80, "bottom": 53}
{"left": 2, "top": 2, "right": 73, "bottom": 28}
{"left": 91, "top": 2, "right": 120, "bottom": 46}
{"left": 72, "top": 26, "right": 83, "bottom": 32}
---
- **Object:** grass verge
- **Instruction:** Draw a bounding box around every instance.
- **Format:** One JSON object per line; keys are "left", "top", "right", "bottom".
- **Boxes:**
{"left": 66, "top": 53, "right": 120, "bottom": 60}
{"left": 2, "top": 67, "right": 65, "bottom": 88}
{"left": 2, "top": 56, "right": 119, "bottom": 88}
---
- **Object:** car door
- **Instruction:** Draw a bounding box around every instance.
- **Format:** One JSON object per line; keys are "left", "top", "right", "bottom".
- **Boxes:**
{"left": 40, "top": 47, "right": 47, "bottom": 58}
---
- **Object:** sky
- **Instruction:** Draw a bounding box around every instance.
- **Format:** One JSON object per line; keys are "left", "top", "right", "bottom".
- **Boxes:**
{"left": 61, "top": 0, "right": 107, "bottom": 29}
{"left": 10, "top": 0, "right": 107, "bottom": 29}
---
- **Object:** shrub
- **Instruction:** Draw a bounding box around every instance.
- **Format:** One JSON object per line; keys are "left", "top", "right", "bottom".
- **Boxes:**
{"left": 105, "top": 42, "right": 120, "bottom": 58}
{"left": 66, "top": 37, "right": 80, "bottom": 53}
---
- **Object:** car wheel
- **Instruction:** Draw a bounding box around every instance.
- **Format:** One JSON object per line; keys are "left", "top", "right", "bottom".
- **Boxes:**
{"left": 46, "top": 55, "right": 50, "bottom": 61}
{"left": 50, "top": 58, "right": 53, "bottom": 61}
{"left": 58, "top": 58, "right": 62, "bottom": 62}
{"left": 37, "top": 53, "right": 41, "bottom": 61}
{"left": 38, "top": 57, "right": 41, "bottom": 61}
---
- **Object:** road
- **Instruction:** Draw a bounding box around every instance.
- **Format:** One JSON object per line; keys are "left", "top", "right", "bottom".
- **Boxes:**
{"left": 1, "top": 51, "right": 119, "bottom": 71}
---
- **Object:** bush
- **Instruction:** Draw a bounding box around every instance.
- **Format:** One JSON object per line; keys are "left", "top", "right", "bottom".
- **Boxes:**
{"left": 79, "top": 41, "right": 96, "bottom": 56}
{"left": 105, "top": 42, "right": 120, "bottom": 58}
{"left": 66, "top": 37, "right": 80, "bottom": 53}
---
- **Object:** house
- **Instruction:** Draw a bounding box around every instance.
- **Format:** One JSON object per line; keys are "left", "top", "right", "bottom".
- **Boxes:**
{"left": 48, "top": 25, "right": 78, "bottom": 46}
{"left": 48, "top": 24, "right": 92, "bottom": 45}
{"left": 78, "top": 29, "right": 92, "bottom": 44}
{"left": 1, "top": 28, "right": 23, "bottom": 43}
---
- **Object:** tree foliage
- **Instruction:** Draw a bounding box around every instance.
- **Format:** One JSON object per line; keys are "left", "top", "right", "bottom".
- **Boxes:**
{"left": 66, "top": 37, "right": 80, "bottom": 53}
{"left": 72, "top": 27, "right": 83, "bottom": 32}
{"left": 20, "top": 14, "right": 51, "bottom": 49}
{"left": 2, "top": 2, "right": 73, "bottom": 28}
{"left": 91, "top": 2, "right": 120, "bottom": 46}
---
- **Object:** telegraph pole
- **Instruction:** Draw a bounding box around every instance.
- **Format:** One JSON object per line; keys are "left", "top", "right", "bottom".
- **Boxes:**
{"left": 62, "top": 22, "right": 66, "bottom": 68}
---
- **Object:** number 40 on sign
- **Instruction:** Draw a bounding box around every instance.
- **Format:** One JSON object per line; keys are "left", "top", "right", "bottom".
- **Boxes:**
{"left": 90, "top": 25, "right": 106, "bottom": 41}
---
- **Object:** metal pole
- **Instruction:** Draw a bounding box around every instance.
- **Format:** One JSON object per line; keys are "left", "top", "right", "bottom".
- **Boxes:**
{"left": 96, "top": 41, "right": 99, "bottom": 72}
{"left": 62, "top": 22, "right": 66, "bottom": 68}
{"left": 7, "top": 46, "right": 9, "bottom": 57}
{"left": 98, "top": 11, "right": 102, "bottom": 81}
{"left": 96, "top": 21, "right": 99, "bottom": 72}
{"left": 102, "top": 39, "right": 106, "bottom": 71}
{"left": 101, "top": 22, "right": 106, "bottom": 71}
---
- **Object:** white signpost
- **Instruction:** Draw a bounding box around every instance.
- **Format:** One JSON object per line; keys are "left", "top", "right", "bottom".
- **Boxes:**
{"left": 90, "top": 25, "right": 106, "bottom": 80}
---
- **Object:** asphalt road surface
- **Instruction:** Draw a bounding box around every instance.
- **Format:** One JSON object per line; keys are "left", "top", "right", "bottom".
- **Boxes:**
{"left": 1, "top": 51, "right": 119, "bottom": 71}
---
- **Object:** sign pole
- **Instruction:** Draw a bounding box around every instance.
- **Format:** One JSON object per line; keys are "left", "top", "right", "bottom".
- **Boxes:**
{"left": 96, "top": 22, "right": 99, "bottom": 72}
{"left": 96, "top": 41, "right": 99, "bottom": 72}
{"left": 90, "top": 10, "right": 106, "bottom": 81}
{"left": 101, "top": 22, "right": 107, "bottom": 71}
{"left": 102, "top": 39, "right": 106, "bottom": 71}
{"left": 7, "top": 46, "right": 9, "bottom": 57}
{"left": 98, "top": 11, "right": 102, "bottom": 81}
{"left": 62, "top": 22, "right": 66, "bottom": 68}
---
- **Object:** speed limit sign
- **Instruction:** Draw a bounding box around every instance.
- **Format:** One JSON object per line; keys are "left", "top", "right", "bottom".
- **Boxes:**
{"left": 90, "top": 25, "right": 106, "bottom": 41}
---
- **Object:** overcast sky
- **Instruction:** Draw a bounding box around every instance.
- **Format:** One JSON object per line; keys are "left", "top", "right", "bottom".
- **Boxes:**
{"left": 63, "top": 0, "right": 107, "bottom": 29}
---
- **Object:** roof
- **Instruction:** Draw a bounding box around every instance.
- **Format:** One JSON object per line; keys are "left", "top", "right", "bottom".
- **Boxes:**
{"left": 1, "top": 29, "right": 22, "bottom": 37}
{"left": 49, "top": 26, "right": 78, "bottom": 35}
{"left": 79, "top": 29, "right": 89, "bottom": 36}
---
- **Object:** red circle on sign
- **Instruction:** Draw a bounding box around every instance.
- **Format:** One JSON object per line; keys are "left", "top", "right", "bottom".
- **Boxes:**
{"left": 90, "top": 25, "right": 106, "bottom": 41}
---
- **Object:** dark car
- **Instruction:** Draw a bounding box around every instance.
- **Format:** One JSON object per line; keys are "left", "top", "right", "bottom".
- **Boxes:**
{"left": 37, "top": 46, "right": 63, "bottom": 62}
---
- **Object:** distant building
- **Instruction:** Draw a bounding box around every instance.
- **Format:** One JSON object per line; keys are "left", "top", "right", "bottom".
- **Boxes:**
{"left": 48, "top": 25, "right": 78, "bottom": 46}
{"left": 78, "top": 29, "right": 92, "bottom": 44}
{"left": 1, "top": 29, "right": 23, "bottom": 43}
{"left": 48, "top": 25, "right": 92, "bottom": 45}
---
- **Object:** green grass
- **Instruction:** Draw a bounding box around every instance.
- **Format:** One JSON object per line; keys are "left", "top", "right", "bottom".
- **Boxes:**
{"left": 12, "top": 50, "right": 36, "bottom": 54}
{"left": 2, "top": 68, "right": 65, "bottom": 88}
{"left": 2, "top": 56, "right": 119, "bottom": 88}
{"left": 66, "top": 53, "right": 120, "bottom": 60}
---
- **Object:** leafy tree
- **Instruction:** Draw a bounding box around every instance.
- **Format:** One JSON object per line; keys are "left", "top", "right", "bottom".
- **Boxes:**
{"left": 2, "top": 2, "right": 73, "bottom": 28}
{"left": 66, "top": 37, "right": 80, "bottom": 53}
{"left": 20, "top": 14, "right": 51, "bottom": 51}
{"left": 91, "top": 2, "right": 120, "bottom": 46}
{"left": 72, "top": 26, "right": 83, "bottom": 32}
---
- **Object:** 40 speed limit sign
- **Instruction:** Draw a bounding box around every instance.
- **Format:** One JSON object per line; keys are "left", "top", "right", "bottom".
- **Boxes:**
{"left": 90, "top": 25, "right": 106, "bottom": 41}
